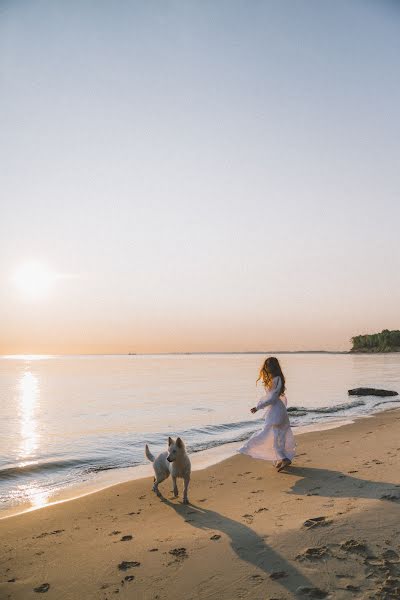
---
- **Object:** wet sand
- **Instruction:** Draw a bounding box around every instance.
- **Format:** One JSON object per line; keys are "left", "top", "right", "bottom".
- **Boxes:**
{"left": 1, "top": 409, "right": 400, "bottom": 599}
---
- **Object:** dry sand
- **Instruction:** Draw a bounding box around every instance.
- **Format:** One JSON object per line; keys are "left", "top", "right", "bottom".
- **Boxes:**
{"left": 1, "top": 410, "right": 400, "bottom": 600}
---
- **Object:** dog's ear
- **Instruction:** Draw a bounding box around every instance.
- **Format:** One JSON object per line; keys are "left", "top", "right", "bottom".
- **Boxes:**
{"left": 176, "top": 437, "right": 184, "bottom": 448}
{"left": 168, "top": 436, "right": 174, "bottom": 446}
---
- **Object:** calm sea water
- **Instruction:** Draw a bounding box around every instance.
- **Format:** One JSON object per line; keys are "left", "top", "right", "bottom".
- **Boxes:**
{"left": 1, "top": 353, "right": 399, "bottom": 515}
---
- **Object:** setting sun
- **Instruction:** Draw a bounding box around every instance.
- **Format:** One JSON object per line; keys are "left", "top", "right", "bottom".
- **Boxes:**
{"left": 13, "top": 261, "right": 55, "bottom": 300}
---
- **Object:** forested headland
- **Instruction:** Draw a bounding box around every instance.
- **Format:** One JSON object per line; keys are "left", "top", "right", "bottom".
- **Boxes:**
{"left": 351, "top": 329, "right": 400, "bottom": 353}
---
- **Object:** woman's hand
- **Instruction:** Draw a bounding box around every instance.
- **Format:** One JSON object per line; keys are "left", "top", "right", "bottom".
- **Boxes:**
{"left": 250, "top": 407, "right": 257, "bottom": 414}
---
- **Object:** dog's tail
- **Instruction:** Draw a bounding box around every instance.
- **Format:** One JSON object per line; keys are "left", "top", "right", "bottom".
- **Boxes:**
{"left": 145, "top": 444, "right": 155, "bottom": 463}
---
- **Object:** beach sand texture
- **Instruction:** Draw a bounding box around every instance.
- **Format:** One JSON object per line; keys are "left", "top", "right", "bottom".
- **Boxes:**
{"left": 1, "top": 410, "right": 400, "bottom": 600}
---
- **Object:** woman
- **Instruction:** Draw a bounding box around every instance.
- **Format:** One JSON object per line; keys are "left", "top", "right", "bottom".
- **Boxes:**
{"left": 239, "top": 357, "right": 295, "bottom": 471}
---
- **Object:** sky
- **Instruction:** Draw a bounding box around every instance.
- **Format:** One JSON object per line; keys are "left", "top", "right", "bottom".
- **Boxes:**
{"left": 1, "top": 0, "right": 399, "bottom": 354}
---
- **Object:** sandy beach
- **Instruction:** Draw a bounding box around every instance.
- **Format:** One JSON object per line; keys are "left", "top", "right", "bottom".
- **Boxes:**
{"left": 1, "top": 410, "right": 400, "bottom": 600}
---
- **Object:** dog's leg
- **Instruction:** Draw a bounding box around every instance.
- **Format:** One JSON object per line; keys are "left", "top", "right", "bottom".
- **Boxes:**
{"left": 172, "top": 475, "right": 179, "bottom": 497}
{"left": 153, "top": 474, "right": 168, "bottom": 497}
{"left": 152, "top": 480, "right": 161, "bottom": 496}
{"left": 183, "top": 476, "right": 190, "bottom": 504}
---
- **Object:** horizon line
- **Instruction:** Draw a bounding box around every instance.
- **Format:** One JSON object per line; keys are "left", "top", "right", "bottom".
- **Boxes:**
{"left": 1, "top": 350, "right": 349, "bottom": 359}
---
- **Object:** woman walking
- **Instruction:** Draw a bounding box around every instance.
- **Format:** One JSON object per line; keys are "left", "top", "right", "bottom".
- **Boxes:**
{"left": 239, "top": 357, "right": 295, "bottom": 471}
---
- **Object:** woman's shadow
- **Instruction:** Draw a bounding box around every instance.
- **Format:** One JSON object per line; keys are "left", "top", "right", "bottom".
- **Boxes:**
{"left": 285, "top": 465, "right": 400, "bottom": 502}
{"left": 161, "top": 497, "right": 314, "bottom": 595}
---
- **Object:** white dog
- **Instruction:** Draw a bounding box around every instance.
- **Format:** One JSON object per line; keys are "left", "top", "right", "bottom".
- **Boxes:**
{"left": 145, "top": 437, "right": 191, "bottom": 504}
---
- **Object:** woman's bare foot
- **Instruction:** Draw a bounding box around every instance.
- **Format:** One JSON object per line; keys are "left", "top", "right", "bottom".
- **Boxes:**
{"left": 277, "top": 458, "right": 291, "bottom": 472}
{"left": 275, "top": 460, "right": 283, "bottom": 470}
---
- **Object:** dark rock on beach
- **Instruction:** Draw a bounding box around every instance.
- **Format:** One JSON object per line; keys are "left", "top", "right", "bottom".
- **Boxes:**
{"left": 348, "top": 387, "right": 398, "bottom": 397}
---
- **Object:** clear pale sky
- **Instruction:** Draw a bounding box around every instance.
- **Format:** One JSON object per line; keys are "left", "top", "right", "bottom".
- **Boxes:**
{"left": 1, "top": 1, "right": 399, "bottom": 354}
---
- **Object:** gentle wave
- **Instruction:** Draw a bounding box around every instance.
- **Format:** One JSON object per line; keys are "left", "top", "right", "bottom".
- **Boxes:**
{"left": 0, "top": 458, "right": 88, "bottom": 480}
{"left": 287, "top": 399, "right": 366, "bottom": 415}
{"left": 0, "top": 397, "right": 398, "bottom": 491}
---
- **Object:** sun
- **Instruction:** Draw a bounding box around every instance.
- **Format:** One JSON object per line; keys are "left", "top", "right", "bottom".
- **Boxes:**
{"left": 13, "top": 261, "right": 56, "bottom": 299}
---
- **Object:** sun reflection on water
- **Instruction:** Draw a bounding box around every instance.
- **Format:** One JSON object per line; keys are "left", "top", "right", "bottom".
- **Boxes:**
{"left": 18, "top": 371, "right": 39, "bottom": 460}
{"left": 27, "top": 484, "right": 49, "bottom": 509}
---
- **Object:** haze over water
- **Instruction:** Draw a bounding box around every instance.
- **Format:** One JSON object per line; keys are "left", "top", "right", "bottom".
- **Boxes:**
{"left": 1, "top": 352, "right": 399, "bottom": 515}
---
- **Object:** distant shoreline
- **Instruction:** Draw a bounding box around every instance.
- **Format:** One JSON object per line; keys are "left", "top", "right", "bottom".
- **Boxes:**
{"left": 1, "top": 350, "right": 351, "bottom": 358}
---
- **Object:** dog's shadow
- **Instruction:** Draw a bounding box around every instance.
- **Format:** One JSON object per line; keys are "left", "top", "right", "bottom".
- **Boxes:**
{"left": 162, "top": 497, "right": 314, "bottom": 594}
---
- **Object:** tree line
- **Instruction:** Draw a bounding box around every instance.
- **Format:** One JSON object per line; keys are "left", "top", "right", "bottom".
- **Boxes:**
{"left": 351, "top": 329, "right": 400, "bottom": 352}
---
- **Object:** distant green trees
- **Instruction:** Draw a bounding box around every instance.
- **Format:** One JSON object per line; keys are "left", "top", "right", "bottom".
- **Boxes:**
{"left": 351, "top": 329, "right": 400, "bottom": 352}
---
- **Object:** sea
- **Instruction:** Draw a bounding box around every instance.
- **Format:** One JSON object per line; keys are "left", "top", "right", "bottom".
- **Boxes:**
{"left": 1, "top": 352, "right": 399, "bottom": 517}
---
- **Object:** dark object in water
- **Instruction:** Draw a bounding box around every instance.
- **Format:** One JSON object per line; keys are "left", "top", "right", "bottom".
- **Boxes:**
{"left": 348, "top": 387, "right": 398, "bottom": 397}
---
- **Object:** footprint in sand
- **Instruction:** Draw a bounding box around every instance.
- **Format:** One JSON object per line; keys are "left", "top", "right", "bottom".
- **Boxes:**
{"left": 242, "top": 514, "right": 254, "bottom": 524}
{"left": 340, "top": 539, "right": 368, "bottom": 554}
{"left": 35, "top": 530, "right": 64, "bottom": 539}
{"left": 345, "top": 584, "right": 360, "bottom": 592}
{"left": 210, "top": 534, "right": 221, "bottom": 541}
{"left": 296, "top": 586, "right": 328, "bottom": 598}
{"left": 303, "top": 517, "right": 332, "bottom": 529}
{"left": 380, "top": 493, "right": 400, "bottom": 501}
{"left": 269, "top": 571, "right": 288, "bottom": 580}
{"left": 296, "top": 546, "right": 329, "bottom": 561}
{"left": 33, "top": 583, "right": 50, "bottom": 593}
{"left": 168, "top": 547, "right": 188, "bottom": 560}
{"left": 148, "top": 548, "right": 159, "bottom": 552}
{"left": 120, "top": 535, "right": 133, "bottom": 542}
{"left": 118, "top": 561, "right": 141, "bottom": 571}
{"left": 109, "top": 531, "right": 122, "bottom": 536}
{"left": 382, "top": 549, "right": 399, "bottom": 562}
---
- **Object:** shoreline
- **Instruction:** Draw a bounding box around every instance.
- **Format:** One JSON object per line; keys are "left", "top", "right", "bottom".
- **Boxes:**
{"left": 0, "top": 416, "right": 357, "bottom": 520}
{"left": 1, "top": 407, "right": 400, "bottom": 599}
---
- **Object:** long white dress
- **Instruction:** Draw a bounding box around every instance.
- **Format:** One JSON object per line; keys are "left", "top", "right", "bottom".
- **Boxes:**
{"left": 238, "top": 376, "right": 296, "bottom": 462}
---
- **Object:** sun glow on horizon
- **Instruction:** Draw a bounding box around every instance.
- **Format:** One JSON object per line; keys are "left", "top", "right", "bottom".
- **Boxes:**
{"left": 13, "top": 261, "right": 56, "bottom": 300}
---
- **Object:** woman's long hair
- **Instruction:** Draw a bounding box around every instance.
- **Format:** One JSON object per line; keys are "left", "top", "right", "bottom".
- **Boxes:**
{"left": 256, "top": 356, "right": 286, "bottom": 393}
